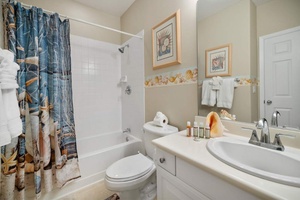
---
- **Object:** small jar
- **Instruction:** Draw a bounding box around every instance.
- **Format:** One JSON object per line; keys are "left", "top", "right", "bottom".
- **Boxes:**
{"left": 199, "top": 122, "right": 204, "bottom": 138}
{"left": 205, "top": 124, "right": 210, "bottom": 139}
{"left": 193, "top": 121, "right": 200, "bottom": 141}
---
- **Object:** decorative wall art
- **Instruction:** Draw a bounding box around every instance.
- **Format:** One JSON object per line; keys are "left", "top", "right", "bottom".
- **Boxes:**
{"left": 205, "top": 44, "right": 232, "bottom": 77}
{"left": 152, "top": 10, "right": 181, "bottom": 69}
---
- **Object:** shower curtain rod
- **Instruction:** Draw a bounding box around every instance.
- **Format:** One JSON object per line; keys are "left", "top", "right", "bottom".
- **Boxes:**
{"left": 14, "top": 1, "right": 143, "bottom": 39}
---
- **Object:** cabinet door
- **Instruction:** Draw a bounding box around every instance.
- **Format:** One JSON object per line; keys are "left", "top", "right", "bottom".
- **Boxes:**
{"left": 157, "top": 167, "right": 209, "bottom": 200}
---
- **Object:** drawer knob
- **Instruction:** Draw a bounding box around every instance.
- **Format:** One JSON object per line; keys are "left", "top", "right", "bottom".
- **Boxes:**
{"left": 159, "top": 158, "right": 165, "bottom": 163}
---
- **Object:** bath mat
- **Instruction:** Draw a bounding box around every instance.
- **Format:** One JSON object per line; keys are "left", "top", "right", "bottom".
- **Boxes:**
{"left": 105, "top": 193, "right": 120, "bottom": 200}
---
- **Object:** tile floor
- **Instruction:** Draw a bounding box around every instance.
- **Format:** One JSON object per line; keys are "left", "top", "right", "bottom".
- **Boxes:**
{"left": 59, "top": 181, "right": 116, "bottom": 200}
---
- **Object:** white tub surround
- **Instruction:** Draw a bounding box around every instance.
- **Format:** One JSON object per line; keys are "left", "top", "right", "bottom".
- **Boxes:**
{"left": 152, "top": 130, "right": 300, "bottom": 199}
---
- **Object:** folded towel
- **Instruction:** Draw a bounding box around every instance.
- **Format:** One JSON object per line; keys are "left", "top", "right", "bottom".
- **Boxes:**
{"left": 0, "top": 49, "right": 14, "bottom": 63}
{"left": 0, "top": 60, "right": 19, "bottom": 78}
{"left": 0, "top": 85, "right": 11, "bottom": 146}
{"left": 210, "top": 76, "right": 223, "bottom": 90}
{"left": 2, "top": 89, "right": 22, "bottom": 138}
{"left": 217, "top": 78, "right": 235, "bottom": 109}
{"left": 201, "top": 80, "right": 217, "bottom": 106}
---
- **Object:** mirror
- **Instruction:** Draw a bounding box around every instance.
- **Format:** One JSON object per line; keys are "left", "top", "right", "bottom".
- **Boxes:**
{"left": 197, "top": 0, "right": 300, "bottom": 130}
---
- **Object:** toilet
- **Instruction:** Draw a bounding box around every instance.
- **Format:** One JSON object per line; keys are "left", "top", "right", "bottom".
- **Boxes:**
{"left": 104, "top": 121, "right": 178, "bottom": 200}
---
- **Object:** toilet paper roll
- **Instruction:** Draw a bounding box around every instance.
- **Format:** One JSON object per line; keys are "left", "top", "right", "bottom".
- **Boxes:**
{"left": 153, "top": 112, "right": 168, "bottom": 127}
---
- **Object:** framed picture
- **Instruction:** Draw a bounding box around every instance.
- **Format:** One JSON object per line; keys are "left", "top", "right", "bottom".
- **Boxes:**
{"left": 152, "top": 10, "right": 181, "bottom": 69}
{"left": 205, "top": 44, "right": 232, "bottom": 78}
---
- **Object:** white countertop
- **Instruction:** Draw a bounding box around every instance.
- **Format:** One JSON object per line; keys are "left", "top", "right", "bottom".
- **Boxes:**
{"left": 152, "top": 130, "right": 300, "bottom": 200}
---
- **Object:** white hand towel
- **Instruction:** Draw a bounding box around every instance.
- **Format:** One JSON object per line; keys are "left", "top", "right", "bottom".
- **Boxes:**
{"left": 201, "top": 80, "right": 217, "bottom": 106}
{"left": 0, "top": 48, "right": 22, "bottom": 138}
{"left": 0, "top": 85, "right": 11, "bottom": 146}
{"left": 1, "top": 89, "right": 22, "bottom": 138}
{"left": 217, "top": 78, "right": 235, "bottom": 109}
{"left": 211, "top": 76, "right": 223, "bottom": 90}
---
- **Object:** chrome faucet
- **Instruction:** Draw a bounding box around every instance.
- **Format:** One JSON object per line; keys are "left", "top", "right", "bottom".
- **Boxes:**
{"left": 271, "top": 111, "right": 281, "bottom": 127}
{"left": 242, "top": 118, "right": 296, "bottom": 151}
{"left": 256, "top": 118, "right": 270, "bottom": 143}
{"left": 123, "top": 128, "right": 131, "bottom": 133}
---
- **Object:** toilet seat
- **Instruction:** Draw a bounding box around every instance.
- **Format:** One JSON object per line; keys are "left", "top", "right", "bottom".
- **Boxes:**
{"left": 106, "top": 153, "right": 154, "bottom": 182}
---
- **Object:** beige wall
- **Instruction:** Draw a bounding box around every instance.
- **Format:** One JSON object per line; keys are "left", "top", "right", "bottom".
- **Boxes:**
{"left": 121, "top": 0, "right": 198, "bottom": 130}
{"left": 12, "top": 0, "right": 122, "bottom": 44}
{"left": 257, "top": 0, "right": 300, "bottom": 38}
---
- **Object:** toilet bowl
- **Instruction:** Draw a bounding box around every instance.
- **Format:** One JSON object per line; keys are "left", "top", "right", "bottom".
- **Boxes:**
{"left": 105, "top": 153, "right": 156, "bottom": 192}
{"left": 104, "top": 121, "right": 178, "bottom": 200}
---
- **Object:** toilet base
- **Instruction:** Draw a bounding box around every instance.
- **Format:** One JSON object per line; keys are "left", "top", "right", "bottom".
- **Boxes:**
{"left": 119, "top": 189, "right": 140, "bottom": 200}
{"left": 106, "top": 172, "right": 156, "bottom": 200}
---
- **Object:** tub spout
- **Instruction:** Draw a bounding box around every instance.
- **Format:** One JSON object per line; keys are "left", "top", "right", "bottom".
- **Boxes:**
{"left": 123, "top": 128, "right": 131, "bottom": 133}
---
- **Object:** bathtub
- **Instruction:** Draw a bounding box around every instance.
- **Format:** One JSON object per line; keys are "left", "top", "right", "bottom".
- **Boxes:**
{"left": 77, "top": 131, "right": 143, "bottom": 179}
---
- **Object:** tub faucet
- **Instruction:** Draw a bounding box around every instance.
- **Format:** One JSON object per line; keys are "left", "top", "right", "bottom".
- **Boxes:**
{"left": 271, "top": 111, "right": 281, "bottom": 127}
{"left": 256, "top": 118, "right": 270, "bottom": 143}
{"left": 123, "top": 128, "right": 131, "bottom": 133}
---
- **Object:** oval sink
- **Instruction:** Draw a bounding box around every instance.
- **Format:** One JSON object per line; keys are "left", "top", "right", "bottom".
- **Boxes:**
{"left": 207, "top": 136, "right": 300, "bottom": 187}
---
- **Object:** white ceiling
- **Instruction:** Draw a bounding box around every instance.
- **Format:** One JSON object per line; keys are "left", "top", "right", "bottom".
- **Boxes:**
{"left": 197, "top": 0, "right": 273, "bottom": 20}
{"left": 73, "top": 0, "right": 136, "bottom": 17}
{"left": 72, "top": 0, "right": 272, "bottom": 19}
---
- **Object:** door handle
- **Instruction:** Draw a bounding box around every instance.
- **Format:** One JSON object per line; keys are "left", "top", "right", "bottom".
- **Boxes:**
{"left": 266, "top": 100, "right": 272, "bottom": 105}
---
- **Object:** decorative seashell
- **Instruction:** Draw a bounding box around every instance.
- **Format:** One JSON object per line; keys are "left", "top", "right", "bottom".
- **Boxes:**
{"left": 206, "top": 112, "right": 223, "bottom": 137}
{"left": 220, "top": 109, "right": 235, "bottom": 120}
{"left": 169, "top": 76, "right": 176, "bottom": 82}
{"left": 185, "top": 70, "right": 193, "bottom": 80}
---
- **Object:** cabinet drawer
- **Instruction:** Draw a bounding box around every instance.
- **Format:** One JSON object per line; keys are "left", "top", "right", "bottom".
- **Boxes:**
{"left": 155, "top": 148, "right": 176, "bottom": 175}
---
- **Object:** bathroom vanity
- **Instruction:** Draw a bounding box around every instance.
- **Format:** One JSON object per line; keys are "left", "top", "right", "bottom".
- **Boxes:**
{"left": 152, "top": 124, "right": 300, "bottom": 200}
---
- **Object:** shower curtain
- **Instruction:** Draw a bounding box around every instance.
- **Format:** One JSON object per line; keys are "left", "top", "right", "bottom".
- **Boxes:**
{"left": 1, "top": 2, "right": 80, "bottom": 199}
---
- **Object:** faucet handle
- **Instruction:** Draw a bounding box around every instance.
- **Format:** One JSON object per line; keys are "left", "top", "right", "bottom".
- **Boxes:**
{"left": 273, "top": 133, "right": 295, "bottom": 145}
{"left": 242, "top": 127, "right": 259, "bottom": 142}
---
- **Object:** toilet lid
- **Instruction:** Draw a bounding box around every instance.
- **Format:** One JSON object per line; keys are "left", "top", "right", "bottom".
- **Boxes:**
{"left": 106, "top": 154, "right": 154, "bottom": 182}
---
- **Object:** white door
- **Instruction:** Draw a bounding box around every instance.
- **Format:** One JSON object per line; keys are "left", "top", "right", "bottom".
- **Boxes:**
{"left": 260, "top": 26, "right": 300, "bottom": 128}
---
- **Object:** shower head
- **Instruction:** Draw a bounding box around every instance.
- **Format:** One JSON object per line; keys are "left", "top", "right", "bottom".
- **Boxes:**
{"left": 118, "top": 44, "right": 129, "bottom": 53}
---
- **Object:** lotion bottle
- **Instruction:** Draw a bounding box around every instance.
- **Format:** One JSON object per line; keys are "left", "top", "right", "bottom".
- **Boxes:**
{"left": 193, "top": 121, "right": 199, "bottom": 141}
{"left": 205, "top": 123, "right": 210, "bottom": 139}
{"left": 199, "top": 122, "right": 204, "bottom": 138}
{"left": 186, "top": 121, "right": 191, "bottom": 137}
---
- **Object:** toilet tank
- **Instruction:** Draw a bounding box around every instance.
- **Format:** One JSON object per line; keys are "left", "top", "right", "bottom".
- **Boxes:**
{"left": 143, "top": 121, "right": 178, "bottom": 159}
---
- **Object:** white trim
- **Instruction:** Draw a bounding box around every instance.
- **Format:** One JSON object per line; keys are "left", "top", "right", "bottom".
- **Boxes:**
{"left": 259, "top": 25, "right": 300, "bottom": 119}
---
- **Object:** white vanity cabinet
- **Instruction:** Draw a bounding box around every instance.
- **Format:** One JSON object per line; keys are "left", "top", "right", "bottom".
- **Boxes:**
{"left": 155, "top": 148, "right": 259, "bottom": 200}
{"left": 155, "top": 148, "right": 209, "bottom": 200}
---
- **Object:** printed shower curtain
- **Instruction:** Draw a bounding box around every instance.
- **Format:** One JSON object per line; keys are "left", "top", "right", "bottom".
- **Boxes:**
{"left": 1, "top": 2, "right": 80, "bottom": 199}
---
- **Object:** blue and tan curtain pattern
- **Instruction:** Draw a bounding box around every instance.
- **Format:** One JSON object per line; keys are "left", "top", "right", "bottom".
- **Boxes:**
{"left": 1, "top": 2, "right": 80, "bottom": 199}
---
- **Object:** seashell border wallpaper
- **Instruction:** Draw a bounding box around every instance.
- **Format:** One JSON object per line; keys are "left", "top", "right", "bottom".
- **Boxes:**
{"left": 144, "top": 66, "right": 258, "bottom": 88}
{"left": 145, "top": 66, "right": 198, "bottom": 87}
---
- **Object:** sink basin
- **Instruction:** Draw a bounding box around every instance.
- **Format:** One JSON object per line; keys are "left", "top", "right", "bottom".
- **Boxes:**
{"left": 207, "top": 136, "right": 300, "bottom": 187}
